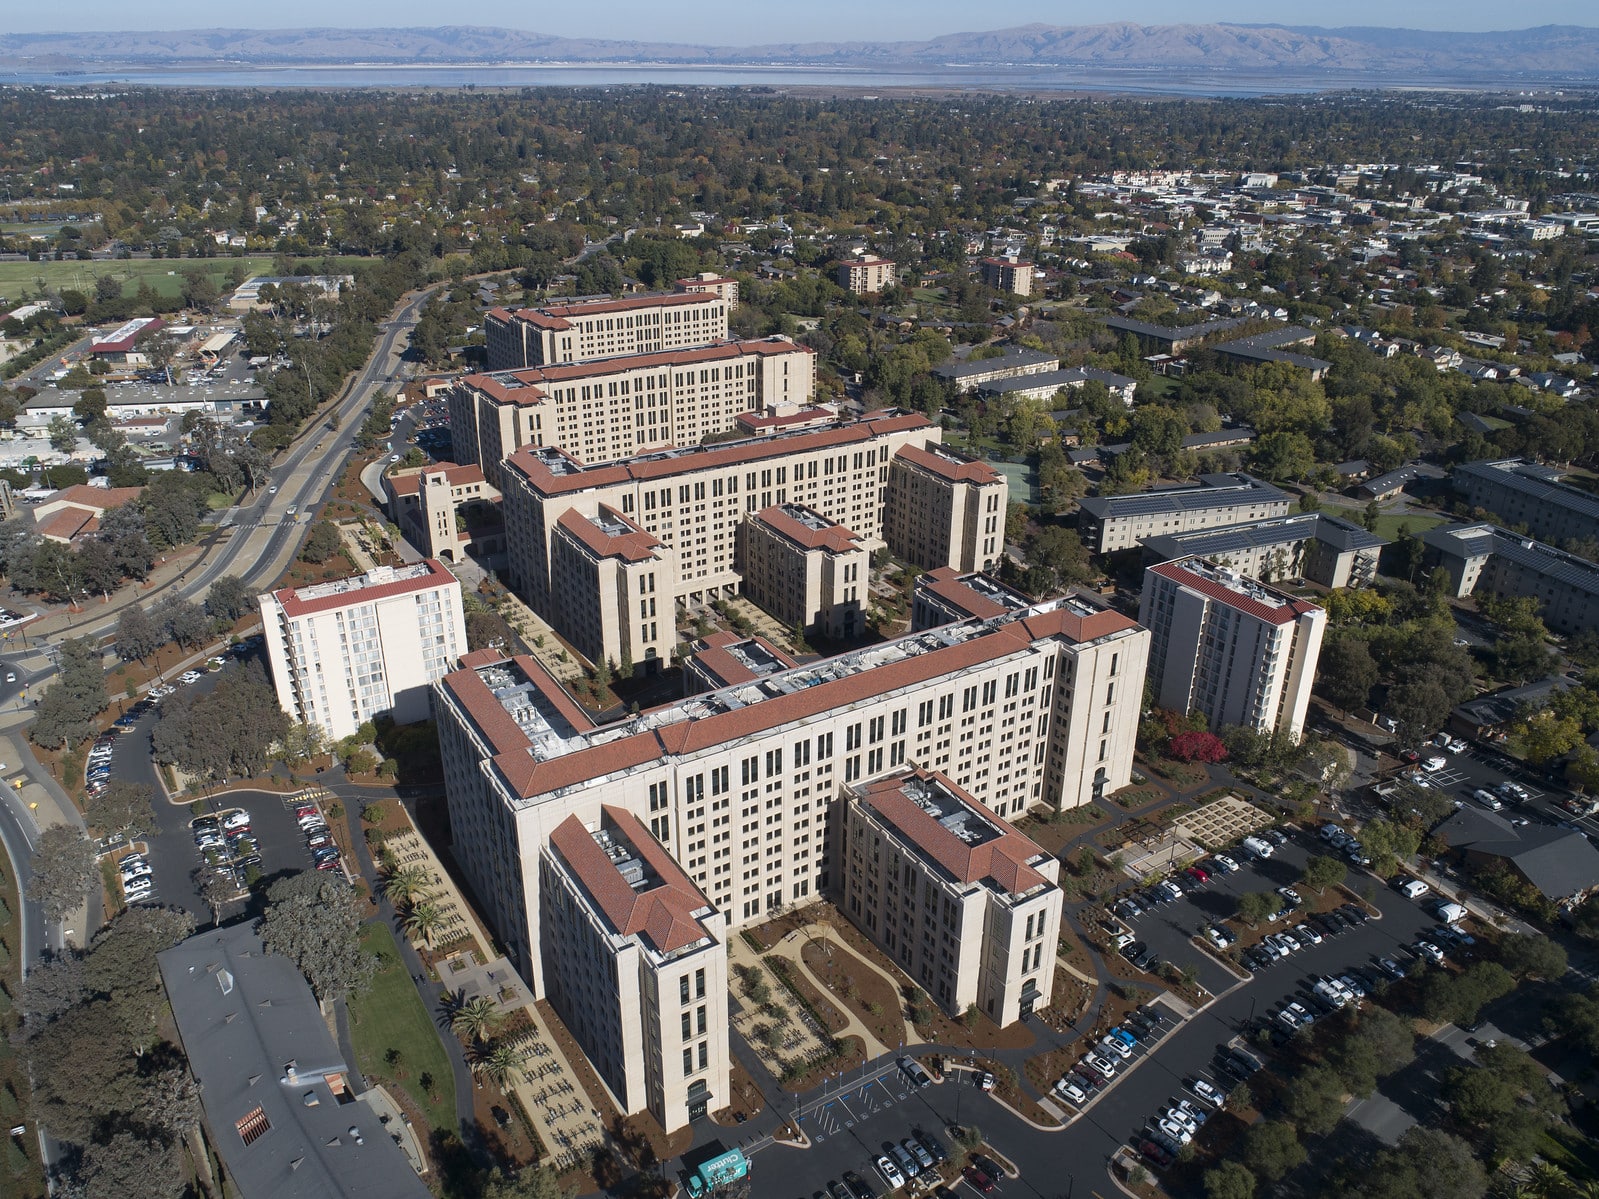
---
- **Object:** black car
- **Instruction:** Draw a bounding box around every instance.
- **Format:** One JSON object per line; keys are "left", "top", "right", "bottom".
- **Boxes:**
{"left": 1340, "top": 904, "right": 1371, "bottom": 923}
{"left": 842, "top": 1172, "right": 876, "bottom": 1199}
{"left": 1120, "top": 940, "right": 1147, "bottom": 963}
{"left": 915, "top": 1128, "right": 949, "bottom": 1164}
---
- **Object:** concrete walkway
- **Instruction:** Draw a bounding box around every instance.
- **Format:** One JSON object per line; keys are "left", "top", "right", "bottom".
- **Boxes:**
{"left": 760, "top": 927, "right": 902, "bottom": 1056}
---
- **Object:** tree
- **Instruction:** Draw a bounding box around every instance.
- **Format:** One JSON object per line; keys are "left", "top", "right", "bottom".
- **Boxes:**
{"left": 1328, "top": 1005, "right": 1415, "bottom": 1097}
{"left": 401, "top": 899, "right": 446, "bottom": 948}
{"left": 157, "top": 594, "right": 210, "bottom": 649}
{"left": 1236, "top": 891, "right": 1280, "bottom": 928}
{"left": 451, "top": 995, "right": 504, "bottom": 1045}
{"left": 27, "top": 825, "right": 95, "bottom": 923}
{"left": 1496, "top": 931, "right": 1567, "bottom": 981}
{"left": 300, "top": 520, "right": 344, "bottom": 565}
{"left": 1443, "top": 1043, "right": 1563, "bottom": 1168}
{"left": 150, "top": 665, "right": 288, "bottom": 782}
{"left": 1283, "top": 1063, "right": 1346, "bottom": 1135}
{"left": 1203, "top": 1162, "right": 1256, "bottom": 1199}
{"left": 205, "top": 574, "right": 255, "bottom": 623}
{"left": 31, "top": 635, "right": 107, "bottom": 749}
{"left": 1300, "top": 854, "right": 1347, "bottom": 895}
{"left": 1315, "top": 634, "right": 1378, "bottom": 713}
{"left": 86, "top": 781, "right": 154, "bottom": 839}
{"left": 68, "top": 1127, "right": 185, "bottom": 1199}
{"left": 381, "top": 864, "right": 435, "bottom": 909}
{"left": 115, "top": 604, "right": 167, "bottom": 663}
{"left": 1168, "top": 730, "right": 1228, "bottom": 763}
{"left": 470, "top": 1041, "right": 528, "bottom": 1089}
{"left": 258, "top": 871, "right": 376, "bottom": 1004}
{"left": 195, "top": 868, "right": 238, "bottom": 926}
{"left": 1364, "top": 1128, "right": 1486, "bottom": 1199}
{"left": 1241, "top": 1120, "right": 1305, "bottom": 1185}
{"left": 481, "top": 1165, "right": 565, "bottom": 1199}
{"left": 47, "top": 413, "right": 80, "bottom": 452}
{"left": 1418, "top": 960, "right": 1515, "bottom": 1027}
{"left": 1250, "top": 431, "right": 1316, "bottom": 482}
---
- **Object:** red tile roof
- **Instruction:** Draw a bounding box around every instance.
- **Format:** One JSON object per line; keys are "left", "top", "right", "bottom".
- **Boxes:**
{"left": 735, "top": 406, "right": 836, "bottom": 434}
{"left": 469, "top": 602, "right": 1142, "bottom": 801}
{"left": 506, "top": 412, "right": 933, "bottom": 497}
{"left": 1147, "top": 559, "right": 1323, "bottom": 626}
{"left": 38, "top": 484, "right": 144, "bottom": 514}
{"left": 893, "top": 443, "right": 1001, "bottom": 485}
{"left": 689, "top": 631, "right": 798, "bottom": 688}
{"left": 858, "top": 770, "right": 1050, "bottom": 894}
{"left": 499, "top": 291, "right": 722, "bottom": 332}
{"left": 462, "top": 337, "right": 812, "bottom": 407}
{"left": 270, "top": 559, "right": 456, "bottom": 619}
{"left": 34, "top": 507, "right": 95, "bottom": 542}
{"left": 555, "top": 507, "right": 661, "bottom": 563}
{"left": 918, "top": 568, "right": 1009, "bottom": 620}
{"left": 753, "top": 505, "right": 861, "bottom": 554}
{"left": 548, "top": 807, "right": 713, "bottom": 954}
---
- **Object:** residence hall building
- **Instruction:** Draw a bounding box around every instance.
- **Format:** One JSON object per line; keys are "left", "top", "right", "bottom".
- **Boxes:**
{"left": 980, "top": 256, "right": 1036, "bottom": 297}
{"left": 541, "top": 806, "right": 730, "bottom": 1130}
{"left": 844, "top": 769, "right": 1063, "bottom": 1024}
{"left": 1453, "top": 458, "right": 1599, "bottom": 549}
{"left": 433, "top": 592, "right": 1148, "bottom": 1016}
{"left": 1419, "top": 522, "right": 1599, "bottom": 639}
{"left": 1140, "top": 510, "right": 1387, "bottom": 590}
{"left": 1139, "top": 557, "right": 1327, "bottom": 744}
{"left": 883, "top": 444, "right": 1007, "bottom": 575}
{"left": 1077, "top": 472, "right": 1292, "bottom": 554}
{"left": 447, "top": 337, "right": 816, "bottom": 486}
{"left": 737, "top": 505, "right": 869, "bottom": 640}
{"left": 836, "top": 256, "right": 897, "bottom": 296}
{"left": 258, "top": 560, "right": 466, "bottom": 741}
{"left": 498, "top": 412, "right": 1005, "bottom": 670}
{"left": 484, "top": 292, "right": 730, "bottom": 371}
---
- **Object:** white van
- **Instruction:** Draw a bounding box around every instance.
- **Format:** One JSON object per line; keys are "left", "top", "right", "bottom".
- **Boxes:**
{"left": 1473, "top": 789, "right": 1504, "bottom": 811}
{"left": 1241, "top": 836, "right": 1274, "bottom": 860}
{"left": 1434, "top": 900, "right": 1469, "bottom": 924}
{"left": 1397, "top": 879, "right": 1430, "bottom": 900}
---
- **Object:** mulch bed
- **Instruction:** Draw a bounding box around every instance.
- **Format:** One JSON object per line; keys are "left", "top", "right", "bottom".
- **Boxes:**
{"left": 779, "top": 1034, "right": 867, "bottom": 1094}
{"left": 711, "top": 1060, "right": 767, "bottom": 1125}
{"left": 800, "top": 940, "right": 906, "bottom": 1048}
{"left": 768, "top": 955, "right": 850, "bottom": 1036}
{"left": 471, "top": 1077, "right": 543, "bottom": 1170}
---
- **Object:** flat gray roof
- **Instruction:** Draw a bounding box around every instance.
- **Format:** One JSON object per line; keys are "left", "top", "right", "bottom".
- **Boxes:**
{"left": 931, "top": 346, "right": 1057, "bottom": 381}
{"left": 1142, "top": 510, "right": 1385, "bottom": 561}
{"left": 1422, "top": 522, "right": 1599, "bottom": 597}
{"left": 158, "top": 925, "right": 432, "bottom": 1199}
{"left": 1079, "top": 472, "right": 1288, "bottom": 521}
{"left": 1455, "top": 458, "right": 1599, "bottom": 523}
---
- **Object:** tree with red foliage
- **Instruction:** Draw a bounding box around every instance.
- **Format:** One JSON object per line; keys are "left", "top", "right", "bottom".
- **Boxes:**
{"left": 1169, "top": 731, "right": 1229, "bottom": 763}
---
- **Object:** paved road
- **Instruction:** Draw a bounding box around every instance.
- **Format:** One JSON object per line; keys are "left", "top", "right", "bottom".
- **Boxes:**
{"left": 727, "top": 826, "right": 1444, "bottom": 1199}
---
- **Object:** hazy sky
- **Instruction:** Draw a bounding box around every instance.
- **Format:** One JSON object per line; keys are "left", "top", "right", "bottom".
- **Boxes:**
{"left": 8, "top": 0, "right": 1593, "bottom": 40}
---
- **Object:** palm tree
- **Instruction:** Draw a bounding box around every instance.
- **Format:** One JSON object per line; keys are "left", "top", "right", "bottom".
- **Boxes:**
{"left": 400, "top": 900, "right": 445, "bottom": 948}
{"left": 450, "top": 995, "right": 503, "bottom": 1045}
{"left": 382, "top": 865, "right": 434, "bottom": 909}
{"left": 470, "top": 1042, "right": 527, "bottom": 1089}
{"left": 1524, "top": 1162, "right": 1568, "bottom": 1199}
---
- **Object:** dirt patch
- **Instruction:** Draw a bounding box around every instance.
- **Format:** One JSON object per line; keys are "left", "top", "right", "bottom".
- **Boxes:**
{"left": 611, "top": 1109, "right": 692, "bottom": 1172}
{"left": 1110, "top": 783, "right": 1165, "bottom": 809}
{"left": 766, "top": 955, "right": 849, "bottom": 1036}
{"left": 909, "top": 995, "right": 1036, "bottom": 1054}
{"left": 711, "top": 1060, "right": 767, "bottom": 1126}
{"left": 1012, "top": 806, "right": 1106, "bottom": 857}
{"left": 800, "top": 939, "right": 905, "bottom": 1048}
{"left": 1138, "top": 757, "right": 1212, "bottom": 790}
{"left": 472, "top": 1077, "right": 542, "bottom": 1170}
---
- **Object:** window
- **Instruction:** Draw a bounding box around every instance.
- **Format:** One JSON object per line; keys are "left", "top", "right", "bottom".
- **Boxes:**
{"left": 236, "top": 1106, "right": 271, "bottom": 1146}
{"left": 695, "top": 968, "right": 706, "bottom": 999}
{"left": 680, "top": 976, "right": 690, "bottom": 1005}
{"left": 683, "top": 1048, "right": 694, "bottom": 1076}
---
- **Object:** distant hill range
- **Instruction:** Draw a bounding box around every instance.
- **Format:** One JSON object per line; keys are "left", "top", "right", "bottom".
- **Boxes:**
{"left": 3, "top": 22, "right": 1599, "bottom": 79}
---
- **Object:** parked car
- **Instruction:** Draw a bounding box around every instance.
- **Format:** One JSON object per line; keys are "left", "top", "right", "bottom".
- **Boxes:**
{"left": 1190, "top": 1078, "right": 1226, "bottom": 1107}
{"left": 1053, "top": 1077, "right": 1087, "bottom": 1104}
{"left": 898, "top": 1056, "right": 932, "bottom": 1088}
{"left": 875, "top": 1156, "right": 904, "bottom": 1189}
{"left": 960, "top": 1166, "right": 995, "bottom": 1194}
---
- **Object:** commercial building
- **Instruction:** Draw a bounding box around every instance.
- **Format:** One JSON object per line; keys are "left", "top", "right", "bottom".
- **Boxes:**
{"left": 883, "top": 444, "right": 1007, "bottom": 574}
{"left": 1141, "top": 511, "right": 1386, "bottom": 589}
{"left": 1453, "top": 458, "right": 1599, "bottom": 549}
{"left": 498, "top": 412, "right": 1000, "bottom": 669}
{"left": 448, "top": 337, "right": 815, "bottom": 485}
{"left": 980, "top": 257, "right": 1036, "bottom": 297}
{"left": 1078, "top": 473, "right": 1292, "bottom": 554}
{"left": 89, "top": 316, "right": 163, "bottom": 362}
{"left": 842, "top": 769, "right": 1063, "bottom": 1024}
{"left": 932, "top": 347, "right": 1060, "bottom": 394}
{"left": 259, "top": 560, "right": 466, "bottom": 741}
{"left": 1139, "top": 556, "right": 1326, "bottom": 743}
{"left": 737, "top": 505, "right": 868, "bottom": 640}
{"left": 541, "top": 806, "right": 730, "bottom": 1129}
{"left": 1419, "top": 522, "right": 1599, "bottom": 638}
{"left": 485, "top": 292, "right": 730, "bottom": 371}
{"left": 433, "top": 595, "right": 1147, "bottom": 996}
{"left": 158, "top": 925, "right": 431, "bottom": 1199}
{"left": 836, "top": 256, "right": 897, "bottom": 296}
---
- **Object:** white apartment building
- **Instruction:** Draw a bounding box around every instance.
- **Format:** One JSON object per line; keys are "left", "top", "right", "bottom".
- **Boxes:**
{"left": 883, "top": 444, "right": 1007, "bottom": 574}
{"left": 433, "top": 590, "right": 1146, "bottom": 999}
{"left": 738, "top": 505, "right": 868, "bottom": 640}
{"left": 1139, "top": 556, "right": 1326, "bottom": 744}
{"left": 498, "top": 412, "right": 997, "bottom": 666}
{"left": 843, "top": 769, "right": 1063, "bottom": 1025}
{"left": 837, "top": 256, "right": 896, "bottom": 295}
{"left": 448, "top": 338, "right": 816, "bottom": 485}
{"left": 548, "top": 506, "right": 675, "bottom": 672}
{"left": 541, "top": 806, "right": 730, "bottom": 1130}
{"left": 1078, "top": 473, "right": 1292, "bottom": 554}
{"left": 485, "top": 292, "right": 729, "bottom": 371}
{"left": 259, "top": 560, "right": 467, "bottom": 741}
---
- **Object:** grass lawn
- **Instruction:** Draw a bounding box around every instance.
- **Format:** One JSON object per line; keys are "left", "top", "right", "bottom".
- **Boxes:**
{"left": 0, "top": 254, "right": 370, "bottom": 303}
{"left": 1369, "top": 511, "right": 1447, "bottom": 541}
{"left": 346, "top": 922, "right": 457, "bottom": 1135}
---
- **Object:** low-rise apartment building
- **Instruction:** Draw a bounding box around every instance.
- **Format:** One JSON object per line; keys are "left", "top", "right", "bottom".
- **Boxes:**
{"left": 485, "top": 292, "right": 729, "bottom": 371}
{"left": 1141, "top": 511, "right": 1386, "bottom": 589}
{"left": 383, "top": 463, "right": 502, "bottom": 563}
{"left": 977, "top": 366, "right": 1138, "bottom": 407}
{"left": 843, "top": 770, "right": 1062, "bottom": 1024}
{"left": 448, "top": 337, "right": 816, "bottom": 485}
{"left": 1453, "top": 458, "right": 1599, "bottom": 549}
{"left": 433, "top": 595, "right": 1147, "bottom": 997}
{"left": 1078, "top": 472, "right": 1292, "bottom": 554}
{"left": 883, "top": 444, "right": 1007, "bottom": 574}
{"left": 932, "top": 347, "right": 1060, "bottom": 394}
{"left": 1139, "top": 556, "right": 1326, "bottom": 743}
{"left": 541, "top": 806, "right": 730, "bottom": 1130}
{"left": 1420, "top": 522, "right": 1599, "bottom": 638}
{"left": 911, "top": 569, "right": 1035, "bottom": 631}
{"left": 259, "top": 560, "right": 466, "bottom": 741}
{"left": 738, "top": 505, "right": 868, "bottom": 640}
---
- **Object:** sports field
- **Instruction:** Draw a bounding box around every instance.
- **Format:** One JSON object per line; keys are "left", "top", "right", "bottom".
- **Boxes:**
{"left": 0, "top": 255, "right": 368, "bottom": 304}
